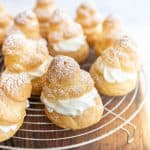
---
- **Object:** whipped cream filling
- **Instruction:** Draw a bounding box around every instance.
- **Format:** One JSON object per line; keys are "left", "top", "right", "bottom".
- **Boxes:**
{"left": 0, "top": 124, "right": 17, "bottom": 133}
{"left": 28, "top": 56, "right": 51, "bottom": 79}
{"left": 41, "top": 88, "right": 100, "bottom": 116}
{"left": 53, "top": 35, "right": 86, "bottom": 52}
{"left": 99, "top": 63, "right": 137, "bottom": 83}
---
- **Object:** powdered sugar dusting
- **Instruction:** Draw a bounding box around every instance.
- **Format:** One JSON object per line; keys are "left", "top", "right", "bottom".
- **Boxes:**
{"left": 2, "top": 33, "right": 26, "bottom": 55}
{"left": 48, "top": 55, "right": 80, "bottom": 82}
{"left": 0, "top": 71, "right": 30, "bottom": 97}
{"left": 15, "top": 10, "right": 36, "bottom": 25}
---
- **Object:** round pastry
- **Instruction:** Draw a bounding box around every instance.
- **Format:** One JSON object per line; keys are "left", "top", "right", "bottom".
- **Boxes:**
{"left": 8, "top": 10, "right": 41, "bottom": 39}
{"left": 41, "top": 55, "right": 103, "bottom": 130}
{"left": 48, "top": 9, "right": 89, "bottom": 63}
{"left": 0, "top": 4, "right": 13, "bottom": 46}
{"left": 31, "top": 73, "right": 47, "bottom": 95}
{"left": 0, "top": 71, "right": 32, "bottom": 142}
{"left": 90, "top": 37, "right": 140, "bottom": 96}
{"left": 34, "top": 0, "right": 56, "bottom": 38}
{"left": 2, "top": 32, "right": 52, "bottom": 80}
{"left": 95, "top": 14, "right": 124, "bottom": 56}
{"left": 76, "top": 2, "right": 102, "bottom": 46}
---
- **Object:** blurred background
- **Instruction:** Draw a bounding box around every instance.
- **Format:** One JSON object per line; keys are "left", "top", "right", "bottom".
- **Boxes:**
{"left": 0, "top": 0, "right": 150, "bottom": 68}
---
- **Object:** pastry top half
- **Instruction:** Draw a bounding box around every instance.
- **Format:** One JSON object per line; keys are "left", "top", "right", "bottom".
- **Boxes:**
{"left": 34, "top": 0, "right": 56, "bottom": 22}
{"left": 76, "top": 2, "right": 102, "bottom": 30}
{"left": 8, "top": 10, "right": 41, "bottom": 39}
{"left": 92, "top": 36, "right": 140, "bottom": 83}
{"left": 2, "top": 32, "right": 51, "bottom": 77}
{"left": 0, "top": 71, "right": 30, "bottom": 124}
{"left": 48, "top": 9, "right": 87, "bottom": 52}
{"left": 41, "top": 55, "right": 102, "bottom": 116}
{"left": 102, "top": 14, "right": 124, "bottom": 37}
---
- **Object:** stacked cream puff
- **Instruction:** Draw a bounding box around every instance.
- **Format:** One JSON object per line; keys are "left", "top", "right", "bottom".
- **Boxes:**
{"left": 76, "top": 2, "right": 102, "bottom": 46}
{"left": 0, "top": 4, "right": 13, "bottom": 46}
{"left": 48, "top": 9, "right": 89, "bottom": 63}
{"left": 2, "top": 32, "right": 52, "bottom": 95}
{"left": 34, "top": 0, "right": 56, "bottom": 38}
{"left": 7, "top": 10, "right": 53, "bottom": 95}
{"left": 90, "top": 35, "right": 140, "bottom": 96}
{"left": 41, "top": 56, "right": 104, "bottom": 130}
{"left": 8, "top": 10, "right": 41, "bottom": 39}
{"left": 95, "top": 14, "right": 125, "bottom": 56}
{"left": 0, "top": 71, "right": 32, "bottom": 142}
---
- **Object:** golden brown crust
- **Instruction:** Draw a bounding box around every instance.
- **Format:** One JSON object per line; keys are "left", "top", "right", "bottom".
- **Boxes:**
{"left": 45, "top": 97, "right": 103, "bottom": 130}
{"left": 95, "top": 14, "right": 124, "bottom": 55}
{"left": 95, "top": 46, "right": 140, "bottom": 72}
{"left": 10, "top": 10, "right": 40, "bottom": 39}
{"left": 43, "top": 56, "right": 94, "bottom": 100}
{"left": 0, "top": 71, "right": 32, "bottom": 101}
{"left": 90, "top": 65, "right": 137, "bottom": 96}
{"left": 2, "top": 33, "right": 49, "bottom": 73}
{"left": 47, "top": 9, "right": 89, "bottom": 62}
{"left": 31, "top": 73, "right": 47, "bottom": 95}
{"left": 76, "top": 2, "right": 102, "bottom": 46}
{"left": 0, "top": 118, "right": 24, "bottom": 142}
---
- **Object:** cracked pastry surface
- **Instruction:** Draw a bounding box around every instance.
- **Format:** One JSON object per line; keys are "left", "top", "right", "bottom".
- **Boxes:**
{"left": 76, "top": 2, "right": 102, "bottom": 46}
{"left": 47, "top": 9, "right": 89, "bottom": 63}
{"left": 41, "top": 55, "right": 103, "bottom": 130}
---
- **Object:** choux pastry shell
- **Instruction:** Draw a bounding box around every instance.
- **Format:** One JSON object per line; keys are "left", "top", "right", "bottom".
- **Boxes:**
{"left": 48, "top": 9, "right": 89, "bottom": 63}
{"left": 76, "top": 2, "right": 102, "bottom": 46}
{"left": 34, "top": 0, "right": 56, "bottom": 38}
{"left": 41, "top": 55, "right": 104, "bottom": 130}
{"left": 90, "top": 37, "right": 140, "bottom": 96}
{"left": 2, "top": 32, "right": 52, "bottom": 79}
{"left": 95, "top": 14, "right": 124, "bottom": 55}
{"left": 8, "top": 10, "right": 41, "bottom": 39}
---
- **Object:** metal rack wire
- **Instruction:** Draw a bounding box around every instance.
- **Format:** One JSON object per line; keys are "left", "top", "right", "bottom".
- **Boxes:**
{"left": 0, "top": 54, "right": 147, "bottom": 149}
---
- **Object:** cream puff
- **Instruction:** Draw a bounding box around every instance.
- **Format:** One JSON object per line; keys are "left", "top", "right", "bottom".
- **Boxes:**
{"left": 0, "top": 71, "right": 32, "bottom": 142}
{"left": 76, "top": 2, "right": 102, "bottom": 46}
{"left": 8, "top": 10, "right": 41, "bottom": 39}
{"left": 34, "top": 0, "right": 56, "bottom": 38}
{"left": 95, "top": 14, "right": 124, "bottom": 56}
{"left": 90, "top": 36, "right": 140, "bottom": 96}
{"left": 2, "top": 32, "right": 52, "bottom": 80}
{"left": 0, "top": 4, "right": 13, "bottom": 46}
{"left": 41, "top": 55, "right": 103, "bottom": 130}
{"left": 48, "top": 9, "right": 89, "bottom": 63}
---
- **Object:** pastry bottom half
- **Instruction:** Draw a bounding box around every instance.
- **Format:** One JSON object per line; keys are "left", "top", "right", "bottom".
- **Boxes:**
{"left": 90, "top": 66, "right": 137, "bottom": 96}
{"left": 45, "top": 98, "right": 103, "bottom": 130}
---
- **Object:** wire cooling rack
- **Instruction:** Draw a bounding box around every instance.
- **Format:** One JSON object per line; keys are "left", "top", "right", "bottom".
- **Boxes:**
{"left": 0, "top": 50, "right": 147, "bottom": 149}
